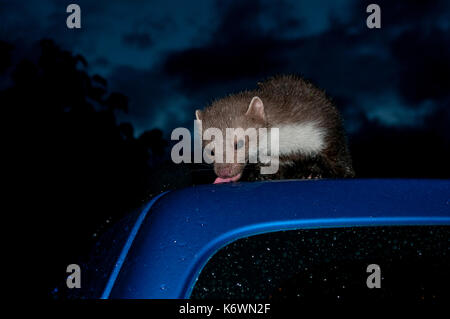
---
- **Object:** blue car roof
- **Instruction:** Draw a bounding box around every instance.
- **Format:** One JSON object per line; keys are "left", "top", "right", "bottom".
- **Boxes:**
{"left": 103, "top": 179, "right": 450, "bottom": 299}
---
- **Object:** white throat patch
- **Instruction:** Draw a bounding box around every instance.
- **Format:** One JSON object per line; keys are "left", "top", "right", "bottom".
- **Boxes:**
{"left": 278, "top": 122, "right": 326, "bottom": 155}
{"left": 261, "top": 122, "right": 326, "bottom": 157}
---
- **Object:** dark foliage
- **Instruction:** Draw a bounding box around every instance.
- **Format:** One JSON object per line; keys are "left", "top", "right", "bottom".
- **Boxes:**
{"left": 1, "top": 39, "right": 183, "bottom": 297}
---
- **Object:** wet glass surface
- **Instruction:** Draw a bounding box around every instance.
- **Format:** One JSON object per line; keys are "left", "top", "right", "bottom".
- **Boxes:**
{"left": 191, "top": 226, "right": 449, "bottom": 302}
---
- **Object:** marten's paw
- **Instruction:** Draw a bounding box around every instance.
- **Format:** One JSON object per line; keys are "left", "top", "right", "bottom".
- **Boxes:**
{"left": 306, "top": 173, "right": 322, "bottom": 180}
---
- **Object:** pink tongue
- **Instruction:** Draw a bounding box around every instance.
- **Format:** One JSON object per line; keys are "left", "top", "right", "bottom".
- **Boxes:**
{"left": 213, "top": 173, "right": 242, "bottom": 184}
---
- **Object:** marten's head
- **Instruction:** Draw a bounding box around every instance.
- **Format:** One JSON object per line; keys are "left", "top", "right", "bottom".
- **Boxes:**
{"left": 195, "top": 95, "right": 267, "bottom": 182}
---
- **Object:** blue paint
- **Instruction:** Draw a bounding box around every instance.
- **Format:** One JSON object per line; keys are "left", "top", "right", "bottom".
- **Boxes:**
{"left": 101, "top": 191, "right": 168, "bottom": 299}
{"left": 101, "top": 179, "right": 449, "bottom": 299}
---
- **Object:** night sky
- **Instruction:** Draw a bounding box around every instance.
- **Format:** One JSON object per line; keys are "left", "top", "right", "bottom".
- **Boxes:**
{"left": 2, "top": 0, "right": 449, "bottom": 136}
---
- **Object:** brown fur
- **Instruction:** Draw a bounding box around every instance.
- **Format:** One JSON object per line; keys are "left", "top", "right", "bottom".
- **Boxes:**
{"left": 197, "top": 75, "right": 355, "bottom": 180}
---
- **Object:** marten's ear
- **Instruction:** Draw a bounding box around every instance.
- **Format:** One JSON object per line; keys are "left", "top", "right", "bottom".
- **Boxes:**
{"left": 195, "top": 109, "right": 202, "bottom": 121}
{"left": 246, "top": 96, "right": 266, "bottom": 122}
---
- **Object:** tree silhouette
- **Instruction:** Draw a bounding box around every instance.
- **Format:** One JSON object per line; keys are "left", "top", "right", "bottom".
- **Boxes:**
{"left": 1, "top": 39, "right": 173, "bottom": 297}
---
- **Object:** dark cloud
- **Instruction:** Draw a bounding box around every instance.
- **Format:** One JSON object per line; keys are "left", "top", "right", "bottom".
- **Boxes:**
{"left": 162, "top": 1, "right": 374, "bottom": 96}
{"left": 161, "top": 0, "right": 450, "bottom": 132}
{"left": 107, "top": 63, "right": 192, "bottom": 135}
{"left": 163, "top": 1, "right": 302, "bottom": 91}
{"left": 122, "top": 32, "right": 153, "bottom": 49}
{"left": 0, "top": 41, "right": 13, "bottom": 73}
{"left": 93, "top": 56, "right": 109, "bottom": 67}
{"left": 390, "top": 26, "right": 450, "bottom": 105}
{"left": 363, "top": 0, "right": 449, "bottom": 27}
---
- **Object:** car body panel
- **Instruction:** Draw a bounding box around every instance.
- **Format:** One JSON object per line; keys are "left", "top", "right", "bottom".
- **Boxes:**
{"left": 103, "top": 179, "right": 450, "bottom": 298}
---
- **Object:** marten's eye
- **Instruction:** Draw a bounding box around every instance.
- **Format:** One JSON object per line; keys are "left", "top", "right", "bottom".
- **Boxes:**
{"left": 235, "top": 139, "right": 244, "bottom": 150}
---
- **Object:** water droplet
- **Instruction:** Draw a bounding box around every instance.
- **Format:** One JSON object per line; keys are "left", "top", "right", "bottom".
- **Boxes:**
{"left": 160, "top": 284, "right": 167, "bottom": 291}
